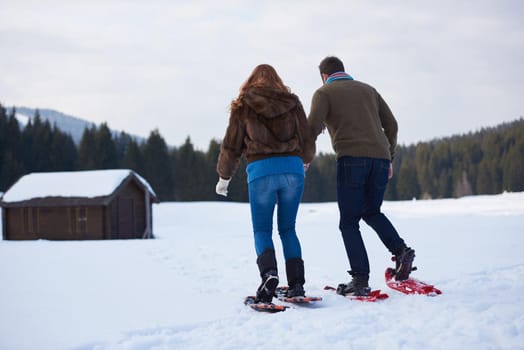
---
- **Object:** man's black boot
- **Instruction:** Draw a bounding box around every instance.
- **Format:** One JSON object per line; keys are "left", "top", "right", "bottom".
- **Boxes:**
{"left": 394, "top": 247, "right": 416, "bottom": 281}
{"left": 337, "top": 271, "right": 371, "bottom": 296}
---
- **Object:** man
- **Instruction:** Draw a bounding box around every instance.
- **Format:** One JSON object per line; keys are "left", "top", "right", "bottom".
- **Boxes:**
{"left": 307, "top": 56, "right": 415, "bottom": 296}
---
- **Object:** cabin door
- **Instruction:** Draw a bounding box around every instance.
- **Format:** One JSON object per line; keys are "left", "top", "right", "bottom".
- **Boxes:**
{"left": 117, "top": 198, "right": 134, "bottom": 238}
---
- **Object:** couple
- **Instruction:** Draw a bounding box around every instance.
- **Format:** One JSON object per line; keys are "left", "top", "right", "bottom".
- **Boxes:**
{"left": 215, "top": 56, "right": 415, "bottom": 303}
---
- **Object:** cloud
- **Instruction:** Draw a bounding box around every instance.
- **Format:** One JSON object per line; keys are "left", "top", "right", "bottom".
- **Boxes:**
{"left": 1, "top": 0, "right": 523, "bottom": 153}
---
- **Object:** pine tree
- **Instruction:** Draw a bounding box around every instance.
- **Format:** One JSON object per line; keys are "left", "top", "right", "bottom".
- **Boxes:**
{"left": 454, "top": 170, "right": 473, "bottom": 197}
{"left": 114, "top": 131, "right": 134, "bottom": 167}
{"left": 49, "top": 125, "right": 77, "bottom": 171}
{"left": 143, "top": 129, "right": 173, "bottom": 201}
{"left": 173, "top": 137, "right": 210, "bottom": 201}
{"left": 93, "top": 123, "right": 118, "bottom": 169}
{"left": 396, "top": 160, "right": 420, "bottom": 200}
{"left": 78, "top": 126, "right": 97, "bottom": 170}
{"left": 502, "top": 129, "right": 524, "bottom": 192}
{"left": 26, "top": 110, "right": 52, "bottom": 172}
{"left": 0, "top": 107, "right": 24, "bottom": 190}
{"left": 0, "top": 105, "right": 10, "bottom": 190}
{"left": 415, "top": 143, "right": 434, "bottom": 199}
{"left": 122, "top": 138, "right": 144, "bottom": 173}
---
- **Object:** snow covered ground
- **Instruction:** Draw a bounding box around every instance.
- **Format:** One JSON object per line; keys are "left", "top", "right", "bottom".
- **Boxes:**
{"left": 1, "top": 192, "right": 524, "bottom": 350}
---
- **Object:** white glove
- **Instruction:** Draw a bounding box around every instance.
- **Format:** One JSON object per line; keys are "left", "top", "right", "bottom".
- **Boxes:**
{"left": 215, "top": 177, "right": 231, "bottom": 197}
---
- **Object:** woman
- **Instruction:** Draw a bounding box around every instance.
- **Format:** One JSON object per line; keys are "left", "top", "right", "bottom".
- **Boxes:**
{"left": 216, "top": 64, "right": 315, "bottom": 303}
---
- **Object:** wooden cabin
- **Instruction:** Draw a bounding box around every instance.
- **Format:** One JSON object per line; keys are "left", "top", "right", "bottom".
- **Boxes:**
{"left": 1, "top": 169, "right": 158, "bottom": 240}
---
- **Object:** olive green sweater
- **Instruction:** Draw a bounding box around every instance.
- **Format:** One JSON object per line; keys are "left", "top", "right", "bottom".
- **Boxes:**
{"left": 307, "top": 79, "right": 397, "bottom": 161}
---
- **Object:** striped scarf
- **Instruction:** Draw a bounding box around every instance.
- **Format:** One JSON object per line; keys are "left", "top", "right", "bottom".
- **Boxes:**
{"left": 325, "top": 71, "right": 354, "bottom": 84}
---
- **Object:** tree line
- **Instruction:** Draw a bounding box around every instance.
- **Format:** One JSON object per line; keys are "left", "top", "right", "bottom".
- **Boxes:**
{"left": 1, "top": 104, "right": 523, "bottom": 201}
{"left": 385, "top": 118, "right": 524, "bottom": 200}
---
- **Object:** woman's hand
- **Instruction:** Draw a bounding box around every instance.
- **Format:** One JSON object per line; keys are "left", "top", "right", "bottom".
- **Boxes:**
{"left": 215, "top": 177, "right": 231, "bottom": 197}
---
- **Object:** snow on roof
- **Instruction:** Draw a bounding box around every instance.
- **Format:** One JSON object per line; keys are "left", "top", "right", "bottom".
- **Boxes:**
{"left": 1, "top": 169, "right": 156, "bottom": 203}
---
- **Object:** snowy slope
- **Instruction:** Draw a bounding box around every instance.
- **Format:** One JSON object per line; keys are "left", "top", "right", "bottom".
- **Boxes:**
{"left": 12, "top": 107, "right": 145, "bottom": 145}
{"left": 1, "top": 193, "right": 523, "bottom": 350}
{"left": 14, "top": 107, "right": 95, "bottom": 144}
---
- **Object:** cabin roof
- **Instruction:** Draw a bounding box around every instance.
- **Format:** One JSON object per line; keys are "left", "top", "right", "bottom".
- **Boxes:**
{"left": 0, "top": 169, "right": 157, "bottom": 206}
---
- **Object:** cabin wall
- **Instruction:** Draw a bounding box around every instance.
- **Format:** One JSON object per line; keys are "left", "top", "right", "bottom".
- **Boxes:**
{"left": 109, "top": 181, "right": 147, "bottom": 239}
{"left": 4, "top": 208, "right": 38, "bottom": 240}
{"left": 1, "top": 208, "right": 4, "bottom": 240}
{"left": 66, "top": 206, "right": 105, "bottom": 240}
{"left": 3, "top": 206, "right": 105, "bottom": 240}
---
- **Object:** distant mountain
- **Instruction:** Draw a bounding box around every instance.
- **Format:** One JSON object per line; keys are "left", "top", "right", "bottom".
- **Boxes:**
{"left": 13, "top": 107, "right": 95, "bottom": 144}
{"left": 11, "top": 107, "right": 143, "bottom": 144}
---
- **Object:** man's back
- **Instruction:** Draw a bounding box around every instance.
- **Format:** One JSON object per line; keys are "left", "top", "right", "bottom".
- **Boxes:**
{"left": 308, "top": 79, "right": 397, "bottom": 161}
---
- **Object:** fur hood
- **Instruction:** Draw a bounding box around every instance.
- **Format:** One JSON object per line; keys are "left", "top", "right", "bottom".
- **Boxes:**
{"left": 243, "top": 87, "right": 298, "bottom": 119}
{"left": 217, "top": 87, "right": 316, "bottom": 179}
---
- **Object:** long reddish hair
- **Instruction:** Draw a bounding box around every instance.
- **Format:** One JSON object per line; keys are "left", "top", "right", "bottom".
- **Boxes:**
{"left": 231, "top": 64, "right": 290, "bottom": 111}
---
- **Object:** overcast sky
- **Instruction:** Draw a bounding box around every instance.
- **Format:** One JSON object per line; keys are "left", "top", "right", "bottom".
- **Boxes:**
{"left": 1, "top": 0, "right": 523, "bottom": 153}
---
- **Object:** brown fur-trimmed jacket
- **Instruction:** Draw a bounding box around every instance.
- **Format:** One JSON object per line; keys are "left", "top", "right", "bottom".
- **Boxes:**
{"left": 216, "top": 87, "right": 316, "bottom": 179}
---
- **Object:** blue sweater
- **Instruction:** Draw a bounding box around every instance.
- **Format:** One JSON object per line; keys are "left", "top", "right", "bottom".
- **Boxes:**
{"left": 246, "top": 156, "right": 304, "bottom": 183}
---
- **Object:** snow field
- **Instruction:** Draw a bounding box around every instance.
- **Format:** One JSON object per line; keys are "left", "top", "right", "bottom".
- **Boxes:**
{"left": 1, "top": 192, "right": 523, "bottom": 349}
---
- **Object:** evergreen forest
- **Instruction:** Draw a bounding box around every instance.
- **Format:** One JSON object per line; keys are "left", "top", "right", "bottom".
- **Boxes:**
{"left": 1, "top": 104, "right": 523, "bottom": 202}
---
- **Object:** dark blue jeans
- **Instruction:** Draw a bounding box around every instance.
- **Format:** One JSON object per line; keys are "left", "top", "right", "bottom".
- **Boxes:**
{"left": 337, "top": 156, "right": 406, "bottom": 275}
{"left": 248, "top": 173, "right": 304, "bottom": 261}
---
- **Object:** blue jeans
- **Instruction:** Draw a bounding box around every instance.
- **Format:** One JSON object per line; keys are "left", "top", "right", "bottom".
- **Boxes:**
{"left": 337, "top": 156, "right": 406, "bottom": 275}
{"left": 248, "top": 173, "right": 304, "bottom": 261}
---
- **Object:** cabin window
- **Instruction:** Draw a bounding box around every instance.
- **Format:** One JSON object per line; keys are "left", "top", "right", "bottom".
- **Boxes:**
{"left": 68, "top": 207, "right": 88, "bottom": 237}
{"left": 78, "top": 207, "right": 87, "bottom": 234}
